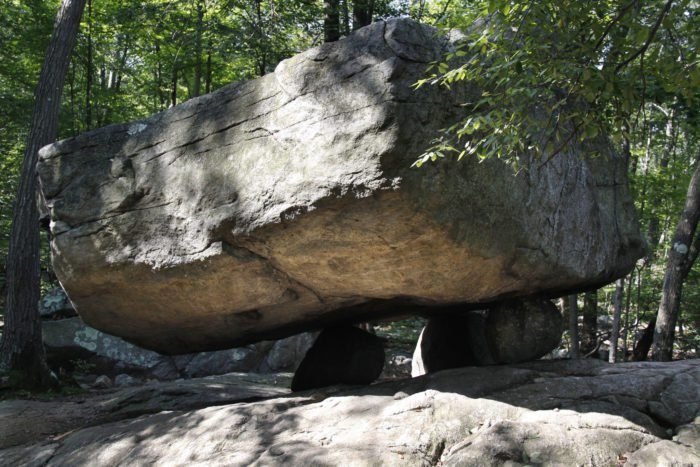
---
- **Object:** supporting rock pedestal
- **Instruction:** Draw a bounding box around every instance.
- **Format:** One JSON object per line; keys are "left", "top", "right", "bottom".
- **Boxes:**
{"left": 291, "top": 326, "right": 385, "bottom": 391}
{"left": 412, "top": 298, "right": 562, "bottom": 376}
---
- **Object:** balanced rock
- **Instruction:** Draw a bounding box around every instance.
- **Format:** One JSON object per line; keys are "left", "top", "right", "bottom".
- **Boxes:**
{"left": 38, "top": 18, "right": 643, "bottom": 353}
{"left": 412, "top": 298, "right": 563, "bottom": 376}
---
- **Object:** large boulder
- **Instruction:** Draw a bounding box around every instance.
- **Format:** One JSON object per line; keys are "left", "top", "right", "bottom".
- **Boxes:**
{"left": 37, "top": 19, "right": 644, "bottom": 354}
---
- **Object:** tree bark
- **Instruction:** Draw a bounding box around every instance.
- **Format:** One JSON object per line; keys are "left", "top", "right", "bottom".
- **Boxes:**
{"left": 581, "top": 290, "right": 598, "bottom": 354}
{"left": 352, "top": 0, "right": 373, "bottom": 30}
{"left": 652, "top": 160, "right": 700, "bottom": 361}
{"left": 84, "top": 0, "right": 93, "bottom": 130}
{"left": 171, "top": 65, "right": 178, "bottom": 107}
{"left": 0, "top": 0, "right": 86, "bottom": 390}
{"left": 340, "top": 0, "right": 350, "bottom": 36}
{"left": 609, "top": 278, "right": 624, "bottom": 363}
{"left": 633, "top": 318, "right": 656, "bottom": 361}
{"left": 193, "top": 0, "right": 204, "bottom": 97}
{"left": 645, "top": 107, "right": 676, "bottom": 259}
{"left": 568, "top": 294, "right": 579, "bottom": 359}
{"left": 324, "top": 0, "right": 340, "bottom": 42}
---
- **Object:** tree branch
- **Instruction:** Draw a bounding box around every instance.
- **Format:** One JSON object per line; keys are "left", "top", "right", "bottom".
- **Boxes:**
{"left": 615, "top": 0, "right": 674, "bottom": 72}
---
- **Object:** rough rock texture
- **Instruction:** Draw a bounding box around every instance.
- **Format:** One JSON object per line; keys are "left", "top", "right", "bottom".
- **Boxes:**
{"left": 291, "top": 326, "right": 385, "bottom": 391}
{"left": 38, "top": 18, "right": 643, "bottom": 353}
{"left": 43, "top": 317, "right": 314, "bottom": 380}
{"left": 1, "top": 360, "right": 698, "bottom": 466}
{"left": 39, "top": 286, "right": 77, "bottom": 319}
{"left": 412, "top": 298, "right": 562, "bottom": 376}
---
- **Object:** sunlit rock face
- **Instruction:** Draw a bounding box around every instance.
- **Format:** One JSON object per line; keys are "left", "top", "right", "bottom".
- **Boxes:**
{"left": 37, "top": 18, "right": 643, "bottom": 354}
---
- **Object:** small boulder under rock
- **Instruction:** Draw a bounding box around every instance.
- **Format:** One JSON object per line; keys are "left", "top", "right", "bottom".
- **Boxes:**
{"left": 92, "top": 375, "right": 112, "bottom": 389}
{"left": 43, "top": 316, "right": 316, "bottom": 381}
{"left": 43, "top": 317, "right": 179, "bottom": 380}
{"left": 412, "top": 298, "right": 562, "bottom": 376}
{"left": 291, "top": 326, "right": 385, "bottom": 391}
{"left": 39, "top": 286, "right": 77, "bottom": 320}
{"left": 174, "top": 347, "right": 264, "bottom": 378}
{"left": 476, "top": 298, "right": 563, "bottom": 364}
{"left": 114, "top": 374, "right": 141, "bottom": 387}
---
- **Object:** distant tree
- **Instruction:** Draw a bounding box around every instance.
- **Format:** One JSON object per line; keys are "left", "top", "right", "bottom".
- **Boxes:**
{"left": 581, "top": 291, "right": 598, "bottom": 355}
{"left": 324, "top": 0, "right": 340, "bottom": 42}
{"left": 0, "top": 0, "right": 86, "bottom": 389}
{"left": 352, "top": 0, "right": 374, "bottom": 30}
{"left": 568, "top": 294, "right": 579, "bottom": 359}
{"left": 652, "top": 161, "right": 700, "bottom": 361}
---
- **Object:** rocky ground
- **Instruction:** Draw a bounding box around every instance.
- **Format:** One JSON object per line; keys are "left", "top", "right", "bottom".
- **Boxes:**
{"left": 1, "top": 359, "right": 698, "bottom": 466}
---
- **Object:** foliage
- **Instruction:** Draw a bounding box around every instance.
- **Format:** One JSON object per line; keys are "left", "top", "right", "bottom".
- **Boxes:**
{"left": 413, "top": 0, "right": 699, "bottom": 168}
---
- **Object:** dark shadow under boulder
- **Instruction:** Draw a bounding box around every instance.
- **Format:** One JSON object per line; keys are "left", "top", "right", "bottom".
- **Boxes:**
{"left": 291, "top": 326, "right": 385, "bottom": 391}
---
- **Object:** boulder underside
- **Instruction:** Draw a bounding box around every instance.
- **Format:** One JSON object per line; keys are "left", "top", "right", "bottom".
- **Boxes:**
{"left": 38, "top": 19, "right": 643, "bottom": 353}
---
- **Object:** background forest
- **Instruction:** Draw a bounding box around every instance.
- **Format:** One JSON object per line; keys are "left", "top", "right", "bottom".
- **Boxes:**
{"left": 0, "top": 0, "right": 698, "bottom": 371}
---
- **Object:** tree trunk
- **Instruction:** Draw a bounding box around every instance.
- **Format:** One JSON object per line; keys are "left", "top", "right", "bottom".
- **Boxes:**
{"left": 352, "top": 0, "right": 373, "bottom": 30}
{"left": 621, "top": 272, "right": 634, "bottom": 361}
{"left": 632, "top": 318, "right": 656, "bottom": 361}
{"left": 324, "top": 0, "right": 340, "bottom": 42}
{"left": 205, "top": 46, "right": 212, "bottom": 94}
{"left": 193, "top": 0, "right": 204, "bottom": 97}
{"left": 0, "top": 0, "right": 86, "bottom": 390}
{"left": 340, "top": 0, "right": 350, "bottom": 36}
{"left": 581, "top": 290, "right": 598, "bottom": 354}
{"left": 568, "top": 294, "right": 579, "bottom": 359}
{"left": 645, "top": 107, "right": 676, "bottom": 259}
{"left": 84, "top": 0, "right": 93, "bottom": 130}
{"left": 609, "top": 278, "right": 624, "bottom": 363}
{"left": 652, "top": 160, "right": 700, "bottom": 361}
{"left": 154, "top": 41, "right": 165, "bottom": 110}
{"left": 171, "top": 65, "right": 178, "bottom": 107}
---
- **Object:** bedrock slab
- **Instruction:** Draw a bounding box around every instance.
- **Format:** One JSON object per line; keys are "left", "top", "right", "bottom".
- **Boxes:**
{"left": 1, "top": 360, "right": 697, "bottom": 466}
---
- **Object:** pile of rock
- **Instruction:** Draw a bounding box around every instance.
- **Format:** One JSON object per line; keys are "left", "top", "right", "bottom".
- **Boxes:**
{"left": 41, "top": 287, "right": 316, "bottom": 387}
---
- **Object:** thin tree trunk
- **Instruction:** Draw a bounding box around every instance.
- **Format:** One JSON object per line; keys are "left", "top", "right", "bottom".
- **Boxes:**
{"left": 352, "top": 0, "right": 373, "bottom": 30}
{"left": 193, "top": 0, "right": 204, "bottom": 97}
{"left": 205, "top": 46, "right": 212, "bottom": 94}
{"left": 652, "top": 160, "right": 700, "bottom": 361}
{"left": 171, "top": 65, "right": 178, "bottom": 107}
{"left": 324, "top": 0, "right": 340, "bottom": 42}
{"left": 0, "top": 0, "right": 86, "bottom": 390}
{"left": 581, "top": 291, "right": 598, "bottom": 355}
{"left": 85, "top": 0, "right": 93, "bottom": 130}
{"left": 621, "top": 272, "right": 634, "bottom": 361}
{"left": 646, "top": 107, "right": 676, "bottom": 259}
{"left": 568, "top": 294, "right": 579, "bottom": 359}
{"left": 340, "top": 0, "right": 350, "bottom": 36}
{"left": 633, "top": 318, "right": 656, "bottom": 361}
{"left": 154, "top": 41, "right": 165, "bottom": 110}
{"left": 609, "top": 278, "right": 624, "bottom": 363}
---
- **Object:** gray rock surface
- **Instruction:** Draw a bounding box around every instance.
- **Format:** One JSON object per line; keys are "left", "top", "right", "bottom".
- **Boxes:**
{"left": 1, "top": 360, "right": 697, "bottom": 466}
{"left": 412, "top": 298, "right": 563, "bottom": 376}
{"left": 38, "top": 18, "right": 643, "bottom": 354}
{"left": 39, "top": 286, "right": 77, "bottom": 319}
{"left": 43, "top": 317, "right": 180, "bottom": 379}
{"left": 43, "top": 317, "right": 314, "bottom": 379}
